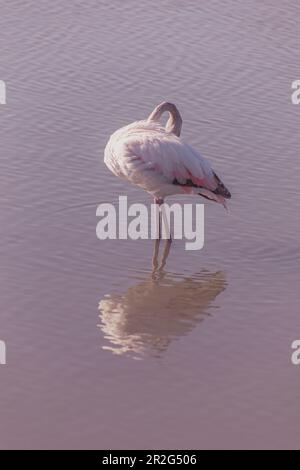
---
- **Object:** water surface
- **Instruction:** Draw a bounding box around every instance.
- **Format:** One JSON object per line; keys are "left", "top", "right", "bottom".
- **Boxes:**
{"left": 0, "top": 0, "right": 300, "bottom": 449}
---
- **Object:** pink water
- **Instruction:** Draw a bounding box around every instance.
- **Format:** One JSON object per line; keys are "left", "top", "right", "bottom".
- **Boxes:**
{"left": 0, "top": 0, "right": 300, "bottom": 449}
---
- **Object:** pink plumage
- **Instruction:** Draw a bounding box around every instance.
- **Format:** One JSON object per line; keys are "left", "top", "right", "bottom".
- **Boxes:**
{"left": 104, "top": 102, "right": 231, "bottom": 206}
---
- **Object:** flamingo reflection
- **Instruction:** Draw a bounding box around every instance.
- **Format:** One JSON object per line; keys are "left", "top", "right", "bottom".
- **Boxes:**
{"left": 98, "top": 266, "right": 227, "bottom": 358}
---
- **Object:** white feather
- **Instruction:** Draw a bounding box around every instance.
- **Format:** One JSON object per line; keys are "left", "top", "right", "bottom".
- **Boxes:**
{"left": 104, "top": 103, "right": 230, "bottom": 205}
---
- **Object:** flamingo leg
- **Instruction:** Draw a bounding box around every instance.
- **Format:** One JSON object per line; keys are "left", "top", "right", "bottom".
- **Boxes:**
{"left": 156, "top": 198, "right": 172, "bottom": 242}
{"left": 152, "top": 197, "right": 163, "bottom": 271}
{"left": 159, "top": 238, "right": 172, "bottom": 270}
{"left": 154, "top": 197, "right": 164, "bottom": 239}
{"left": 152, "top": 238, "right": 160, "bottom": 271}
{"left": 152, "top": 197, "right": 172, "bottom": 272}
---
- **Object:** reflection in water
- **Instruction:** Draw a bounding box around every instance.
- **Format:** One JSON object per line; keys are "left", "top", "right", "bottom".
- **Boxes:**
{"left": 152, "top": 238, "right": 172, "bottom": 273}
{"left": 98, "top": 270, "right": 227, "bottom": 358}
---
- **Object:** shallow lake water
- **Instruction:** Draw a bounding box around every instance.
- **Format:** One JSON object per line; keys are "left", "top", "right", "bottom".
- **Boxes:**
{"left": 0, "top": 0, "right": 300, "bottom": 449}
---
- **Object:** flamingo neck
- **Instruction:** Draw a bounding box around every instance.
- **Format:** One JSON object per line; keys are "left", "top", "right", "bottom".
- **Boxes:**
{"left": 148, "top": 101, "right": 182, "bottom": 137}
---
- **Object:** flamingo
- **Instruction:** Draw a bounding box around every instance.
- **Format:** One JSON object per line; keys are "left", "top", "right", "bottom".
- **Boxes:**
{"left": 104, "top": 102, "right": 231, "bottom": 262}
{"left": 99, "top": 270, "right": 226, "bottom": 357}
{"left": 104, "top": 101, "right": 231, "bottom": 206}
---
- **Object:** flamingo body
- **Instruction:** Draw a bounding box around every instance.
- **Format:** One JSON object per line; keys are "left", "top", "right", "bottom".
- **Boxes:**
{"left": 104, "top": 102, "right": 231, "bottom": 206}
